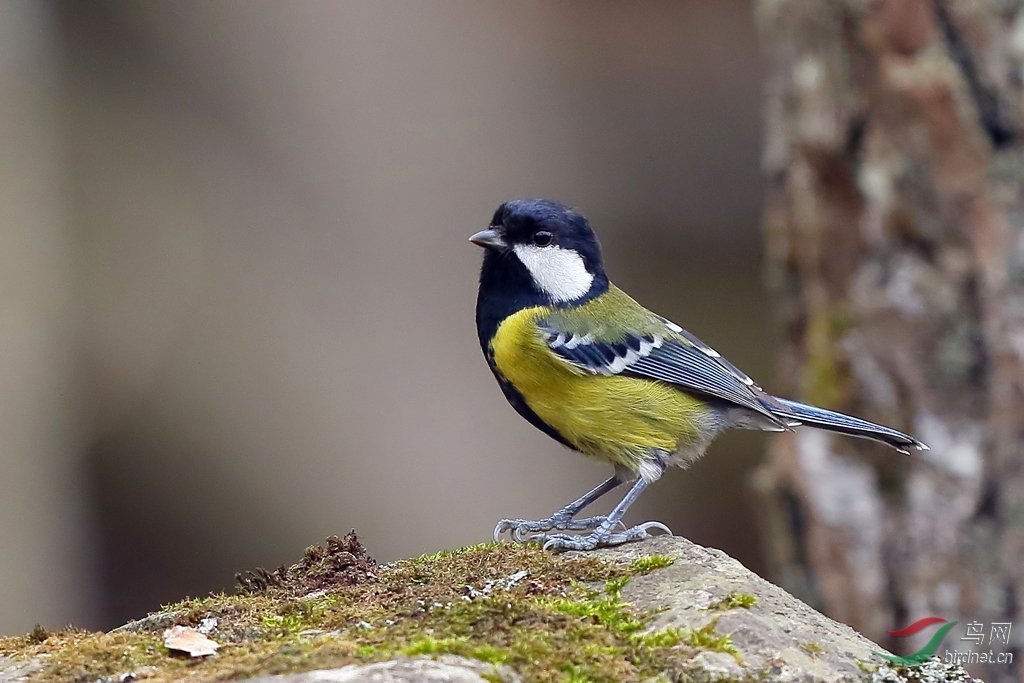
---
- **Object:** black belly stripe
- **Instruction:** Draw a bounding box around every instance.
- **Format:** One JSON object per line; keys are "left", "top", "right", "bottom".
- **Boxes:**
{"left": 488, "top": 358, "right": 579, "bottom": 452}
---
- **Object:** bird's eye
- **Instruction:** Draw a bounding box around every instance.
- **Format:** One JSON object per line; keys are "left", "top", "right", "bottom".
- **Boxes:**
{"left": 533, "top": 230, "right": 553, "bottom": 247}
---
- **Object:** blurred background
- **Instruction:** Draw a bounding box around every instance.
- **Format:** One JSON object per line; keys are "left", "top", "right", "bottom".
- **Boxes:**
{"left": 0, "top": 0, "right": 770, "bottom": 634}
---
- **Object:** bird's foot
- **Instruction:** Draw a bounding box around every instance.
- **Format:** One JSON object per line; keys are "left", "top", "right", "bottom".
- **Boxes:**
{"left": 493, "top": 514, "right": 614, "bottom": 543}
{"left": 534, "top": 521, "right": 672, "bottom": 551}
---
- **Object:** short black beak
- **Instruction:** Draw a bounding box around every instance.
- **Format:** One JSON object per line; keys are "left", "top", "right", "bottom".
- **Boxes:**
{"left": 469, "top": 228, "right": 506, "bottom": 250}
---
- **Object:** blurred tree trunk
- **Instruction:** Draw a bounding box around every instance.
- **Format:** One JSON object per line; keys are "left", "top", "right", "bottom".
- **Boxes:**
{"left": 754, "top": 2, "right": 1024, "bottom": 679}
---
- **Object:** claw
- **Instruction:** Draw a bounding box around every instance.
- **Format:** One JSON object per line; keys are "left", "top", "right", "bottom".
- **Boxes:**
{"left": 634, "top": 521, "right": 672, "bottom": 537}
{"left": 542, "top": 534, "right": 595, "bottom": 551}
{"left": 492, "top": 514, "right": 613, "bottom": 544}
{"left": 538, "top": 520, "right": 673, "bottom": 552}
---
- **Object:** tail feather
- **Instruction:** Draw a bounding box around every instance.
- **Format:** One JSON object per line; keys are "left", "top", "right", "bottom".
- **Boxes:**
{"left": 771, "top": 398, "right": 928, "bottom": 455}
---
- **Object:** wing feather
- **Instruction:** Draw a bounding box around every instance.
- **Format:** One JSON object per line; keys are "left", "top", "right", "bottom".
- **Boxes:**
{"left": 538, "top": 315, "right": 784, "bottom": 423}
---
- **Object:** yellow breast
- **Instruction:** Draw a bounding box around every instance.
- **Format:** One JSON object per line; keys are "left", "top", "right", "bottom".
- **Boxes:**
{"left": 490, "top": 307, "right": 709, "bottom": 468}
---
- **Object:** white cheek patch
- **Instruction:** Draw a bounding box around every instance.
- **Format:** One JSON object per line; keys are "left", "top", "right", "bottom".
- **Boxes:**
{"left": 513, "top": 244, "right": 594, "bottom": 303}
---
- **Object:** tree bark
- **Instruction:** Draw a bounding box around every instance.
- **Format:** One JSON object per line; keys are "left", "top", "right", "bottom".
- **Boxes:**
{"left": 754, "top": 2, "right": 1024, "bottom": 680}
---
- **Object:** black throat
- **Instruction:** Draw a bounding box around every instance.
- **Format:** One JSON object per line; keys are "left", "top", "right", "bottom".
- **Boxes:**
{"left": 474, "top": 248, "right": 608, "bottom": 353}
{"left": 474, "top": 247, "right": 607, "bottom": 452}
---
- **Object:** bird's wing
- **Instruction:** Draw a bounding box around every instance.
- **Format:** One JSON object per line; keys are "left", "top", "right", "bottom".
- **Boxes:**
{"left": 538, "top": 286, "right": 788, "bottom": 424}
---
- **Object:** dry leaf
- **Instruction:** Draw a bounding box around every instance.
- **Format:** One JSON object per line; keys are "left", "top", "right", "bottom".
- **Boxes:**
{"left": 162, "top": 626, "right": 220, "bottom": 657}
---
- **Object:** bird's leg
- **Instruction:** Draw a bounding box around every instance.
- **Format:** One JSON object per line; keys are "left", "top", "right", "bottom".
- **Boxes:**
{"left": 536, "top": 459, "right": 672, "bottom": 551}
{"left": 494, "top": 472, "right": 625, "bottom": 543}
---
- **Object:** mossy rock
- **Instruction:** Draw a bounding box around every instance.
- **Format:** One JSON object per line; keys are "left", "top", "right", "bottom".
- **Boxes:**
{"left": 0, "top": 534, "right": 978, "bottom": 683}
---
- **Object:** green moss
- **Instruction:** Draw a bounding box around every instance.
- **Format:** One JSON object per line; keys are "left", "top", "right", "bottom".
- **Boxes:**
{"left": 28, "top": 626, "right": 48, "bottom": 644}
{"left": 680, "top": 616, "right": 742, "bottom": 664}
{"left": 708, "top": 592, "right": 757, "bottom": 610}
{"left": 0, "top": 536, "right": 709, "bottom": 683}
{"left": 480, "top": 672, "right": 505, "bottom": 683}
{"left": 399, "top": 635, "right": 507, "bottom": 664}
{"left": 629, "top": 555, "right": 675, "bottom": 574}
{"left": 261, "top": 611, "right": 314, "bottom": 637}
{"left": 539, "top": 577, "right": 645, "bottom": 636}
{"left": 799, "top": 641, "right": 822, "bottom": 657}
{"left": 632, "top": 629, "right": 683, "bottom": 649}
{"left": 855, "top": 658, "right": 878, "bottom": 673}
{"left": 560, "top": 662, "right": 596, "bottom": 682}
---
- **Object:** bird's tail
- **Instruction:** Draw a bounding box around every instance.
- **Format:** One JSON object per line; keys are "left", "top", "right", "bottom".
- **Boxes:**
{"left": 770, "top": 398, "right": 928, "bottom": 455}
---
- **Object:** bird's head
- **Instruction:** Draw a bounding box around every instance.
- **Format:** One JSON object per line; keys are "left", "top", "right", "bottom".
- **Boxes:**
{"left": 471, "top": 199, "right": 608, "bottom": 305}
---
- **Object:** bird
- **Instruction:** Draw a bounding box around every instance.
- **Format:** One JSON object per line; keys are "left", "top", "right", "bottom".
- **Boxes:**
{"left": 471, "top": 199, "right": 928, "bottom": 551}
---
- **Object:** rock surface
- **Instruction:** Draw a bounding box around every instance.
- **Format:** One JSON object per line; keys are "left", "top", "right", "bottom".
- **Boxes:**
{"left": 0, "top": 656, "right": 40, "bottom": 683}
{"left": 246, "top": 655, "right": 515, "bottom": 683}
{"left": 584, "top": 535, "right": 882, "bottom": 681}
{"left": 0, "top": 535, "right": 979, "bottom": 682}
{"left": 244, "top": 536, "right": 975, "bottom": 683}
